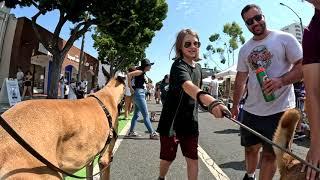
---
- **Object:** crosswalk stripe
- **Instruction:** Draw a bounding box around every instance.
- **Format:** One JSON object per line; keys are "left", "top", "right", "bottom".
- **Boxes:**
{"left": 198, "top": 145, "right": 230, "bottom": 180}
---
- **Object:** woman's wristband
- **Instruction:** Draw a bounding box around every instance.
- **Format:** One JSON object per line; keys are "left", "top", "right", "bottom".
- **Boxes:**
{"left": 208, "top": 100, "right": 224, "bottom": 114}
{"left": 196, "top": 91, "right": 211, "bottom": 111}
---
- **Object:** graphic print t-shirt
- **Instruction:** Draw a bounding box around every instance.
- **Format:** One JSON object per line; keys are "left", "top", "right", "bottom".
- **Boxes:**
{"left": 237, "top": 30, "right": 302, "bottom": 116}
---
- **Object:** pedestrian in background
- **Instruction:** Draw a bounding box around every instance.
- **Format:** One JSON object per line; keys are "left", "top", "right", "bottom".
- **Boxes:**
{"left": 124, "top": 67, "right": 135, "bottom": 120}
{"left": 157, "top": 29, "right": 229, "bottom": 180}
{"left": 16, "top": 66, "right": 24, "bottom": 95}
{"left": 231, "top": 4, "right": 303, "bottom": 180}
{"left": 293, "top": 80, "right": 306, "bottom": 139}
{"left": 301, "top": 1, "right": 320, "bottom": 179}
{"left": 160, "top": 74, "right": 169, "bottom": 105}
{"left": 155, "top": 83, "right": 161, "bottom": 104}
{"left": 126, "top": 58, "right": 159, "bottom": 140}
{"left": 146, "top": 81, "right": 153, "bottom": 101}
{"left": 209, "top": 75, "right": 219, "bottom": 99}
{"left": 68, "top": 79, "right": 77, "bottom": 100}
{"left": 59, "top": 75, "right": 66, "bottom": 99}
{"left": 21, "top": 71, "right": 33, "bottom": 100}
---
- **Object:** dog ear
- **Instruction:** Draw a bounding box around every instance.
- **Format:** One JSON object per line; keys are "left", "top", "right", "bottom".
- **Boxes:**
{"left": 116, "top": 76, "right": 125, "bottom": 85}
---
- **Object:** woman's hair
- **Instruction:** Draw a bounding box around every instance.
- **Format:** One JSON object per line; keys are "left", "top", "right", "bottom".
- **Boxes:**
{"left": 173, "top": 29, "right": 200, "bottom": 61}
{"left": 127, "top": 67, "right": 136, "bottom": 73}
{"left": 25, "top": 71, "right": 32, "bottom": 75}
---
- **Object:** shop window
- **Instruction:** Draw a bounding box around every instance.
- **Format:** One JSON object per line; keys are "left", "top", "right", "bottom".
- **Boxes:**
{"left": 31, "top": 64, "right": 45, "bottom": 94}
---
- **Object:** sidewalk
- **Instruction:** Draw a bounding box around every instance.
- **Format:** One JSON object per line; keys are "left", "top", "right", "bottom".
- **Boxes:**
{"left": 0, "top": 94, "right": 48, "bottom": 114}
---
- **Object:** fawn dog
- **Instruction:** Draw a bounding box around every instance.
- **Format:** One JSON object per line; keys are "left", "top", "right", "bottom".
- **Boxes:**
{"left": 273, "top": 109, "right": 309, "bottom": 180}
{"left": 0, "top": 77, "right": 124, "bottom": 179}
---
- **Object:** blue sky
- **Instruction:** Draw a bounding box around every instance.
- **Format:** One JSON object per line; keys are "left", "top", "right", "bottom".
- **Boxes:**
{"left": 11, "top": 0, "right": 315, "bottom": 83}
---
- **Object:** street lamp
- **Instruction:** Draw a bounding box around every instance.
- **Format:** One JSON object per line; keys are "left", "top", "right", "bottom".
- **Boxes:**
{"left": 280, "top": 3, "right": 304, "bottom": 34}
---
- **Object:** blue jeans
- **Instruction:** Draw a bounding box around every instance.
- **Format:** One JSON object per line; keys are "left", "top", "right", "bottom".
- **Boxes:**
{"left": 130, "top": 88, "right": 155, "bottom": 133}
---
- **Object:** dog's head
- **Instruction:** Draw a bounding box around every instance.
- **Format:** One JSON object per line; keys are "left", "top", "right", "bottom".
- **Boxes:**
{"left": 115, "top": 75, "right": 125, "bottom": 85}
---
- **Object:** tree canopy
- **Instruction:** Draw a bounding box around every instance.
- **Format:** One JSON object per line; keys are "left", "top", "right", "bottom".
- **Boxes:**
{"left": 205, "top": 21, "right": 245, "bottom": 68}
{"left": 93, "top": 0, "right": 168, "bottom": 77}
{"left": 3, "top": 0, "right": 167, "bottom": 98}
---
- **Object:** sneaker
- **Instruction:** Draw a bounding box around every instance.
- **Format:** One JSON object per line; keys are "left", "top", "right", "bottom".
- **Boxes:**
{"left": 243, "top": 173, "right": 256, "bottom": 180}
{"left": 126, "top": 131, "right": 140, "bottom": 137}
{"left": 150, "top": 132, "right": 159, "bottom": 140}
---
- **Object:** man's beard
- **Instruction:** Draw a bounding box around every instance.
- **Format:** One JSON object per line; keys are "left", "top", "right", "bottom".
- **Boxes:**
{"left": 250, "top": 23, "right": 266, "bottom": 36}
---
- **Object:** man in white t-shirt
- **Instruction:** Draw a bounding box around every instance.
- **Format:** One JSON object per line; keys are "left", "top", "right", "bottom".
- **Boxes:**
{"left": 231, "top": 4, "right": 303, "bottom": 180}
{"left": 209, "top": 75, "right": 219, "bottom": 98}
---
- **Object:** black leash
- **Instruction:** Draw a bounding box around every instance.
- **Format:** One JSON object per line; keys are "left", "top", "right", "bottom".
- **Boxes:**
{"left": 0, "top": 94, "right": 117, "bottom": 179}
{"left": 222, "top": 111, "right": 320, "bottom": 173}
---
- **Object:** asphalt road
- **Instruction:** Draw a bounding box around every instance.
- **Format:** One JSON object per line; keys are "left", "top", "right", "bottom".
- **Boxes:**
{"left": 109, "top": 100, "right": 310, "bottom": 180}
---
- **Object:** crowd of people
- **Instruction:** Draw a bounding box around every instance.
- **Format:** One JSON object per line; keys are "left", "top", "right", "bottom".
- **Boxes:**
{"left": 16, "top": 66, "right": 33, "bottom": 100}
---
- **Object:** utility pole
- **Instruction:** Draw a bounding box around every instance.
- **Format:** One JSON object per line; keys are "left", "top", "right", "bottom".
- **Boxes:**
{"left": 280, "top": 3, "right": 304, "bottom": 34}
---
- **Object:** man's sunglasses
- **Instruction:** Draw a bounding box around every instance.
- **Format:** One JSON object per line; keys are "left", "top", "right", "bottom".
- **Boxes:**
{"left": 245, "top": 14, "right": 263, "bottom": 26}
{"left": 184, "top": 41, "right": 201, "bottom": 48}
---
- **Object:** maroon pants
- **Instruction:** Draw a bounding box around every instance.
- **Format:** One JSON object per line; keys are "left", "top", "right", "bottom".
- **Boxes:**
{"left": 160, "top": 135, "right": 198, "bottom": 161}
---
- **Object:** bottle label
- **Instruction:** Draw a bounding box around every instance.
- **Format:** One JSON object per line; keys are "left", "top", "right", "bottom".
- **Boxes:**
{"left": 256, "top": 71, "right": 276, "bottom": 102}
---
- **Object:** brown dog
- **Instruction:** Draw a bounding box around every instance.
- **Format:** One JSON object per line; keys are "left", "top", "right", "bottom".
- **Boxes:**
{"left": 0, "top": 77, "right": 124, "bottom": 179}
{"left": 273, "top": 109, "right": 308, "bottom": 180}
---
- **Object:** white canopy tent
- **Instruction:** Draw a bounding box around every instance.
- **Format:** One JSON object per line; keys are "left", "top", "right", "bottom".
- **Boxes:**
{"left": 215, "top": 64, "right": 237, "bottom": 80}
{"left": 202, "top": 76, "right": 223, "bottom": 85}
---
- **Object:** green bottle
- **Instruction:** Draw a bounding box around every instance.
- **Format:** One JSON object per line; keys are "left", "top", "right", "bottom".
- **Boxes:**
{"left": 256, "top": 67, "right": 276, "bottom": 102}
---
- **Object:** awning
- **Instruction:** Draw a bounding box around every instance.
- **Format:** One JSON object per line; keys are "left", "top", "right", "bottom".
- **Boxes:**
{"left": 215, "top": 65, "right": 237, "bottom": 79}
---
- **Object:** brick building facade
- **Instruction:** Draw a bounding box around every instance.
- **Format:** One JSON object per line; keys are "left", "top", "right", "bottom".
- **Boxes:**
{"left": 8, "top": 17, "right": 98, "bottom": 94}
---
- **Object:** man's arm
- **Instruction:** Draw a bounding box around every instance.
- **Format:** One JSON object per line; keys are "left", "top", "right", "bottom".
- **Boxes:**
{"left": 232, "top": 72, "right": 249, "bottom": 107}
{"left": 302, "top": 64, "right": 320, "bottom": 180}
{"left": 231, "top": 71, "right": 249, "bottom": 118}
{"left": 281, "top": 60, "right": 303, "bottom": 85}
{"left": 303, "top": 64, "right": 320, "bottom": 142}
{"left": 264, "top": 60, "right": 303, "bottom": 94}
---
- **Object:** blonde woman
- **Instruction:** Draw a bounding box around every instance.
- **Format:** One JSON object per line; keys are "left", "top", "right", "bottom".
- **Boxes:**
{"left": 157, "top": 29, "right": 229, "bottom": 180}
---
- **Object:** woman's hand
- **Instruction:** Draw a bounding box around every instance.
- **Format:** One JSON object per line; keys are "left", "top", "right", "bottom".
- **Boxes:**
{"left": 130, "top": 87, "right": 135, "bottom": 94}
{"left": 302, "top": 141, "right": 320, "bottom": 180}
{"left": 211, "top": 104, "right": 231, "bottom": 118}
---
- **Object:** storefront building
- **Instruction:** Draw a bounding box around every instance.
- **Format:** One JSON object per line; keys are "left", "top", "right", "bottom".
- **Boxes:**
{"left": 7, "top": 17, "right": 98, "bottom": 94}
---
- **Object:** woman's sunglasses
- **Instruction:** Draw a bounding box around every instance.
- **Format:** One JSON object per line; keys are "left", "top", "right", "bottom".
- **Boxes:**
{"left": 245, "top": 14, "right": 263, "bottom": 26}
{"left": 184, "top": 41, "right": 201, "bottom": 48}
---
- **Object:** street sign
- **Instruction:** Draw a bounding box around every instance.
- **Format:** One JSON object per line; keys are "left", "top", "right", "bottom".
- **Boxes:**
{"left": 0, "top": 78, "right": 21, "bottom": 106}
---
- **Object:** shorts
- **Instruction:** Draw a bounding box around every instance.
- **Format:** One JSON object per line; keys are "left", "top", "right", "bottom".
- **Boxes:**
{"left": 302, "top": 9, "right": 320, "bottom": 65}
{"left": 240, "top": 110, "right": 283, "bottom": 153}
{"left": 24, "top": 81, "right": 31, "bottom": 87}
{"left": 160, "top": 135, "right": 198, "bottom": 161}
{"left": 125, "top": 87, "right": 131, "bottom": 96}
